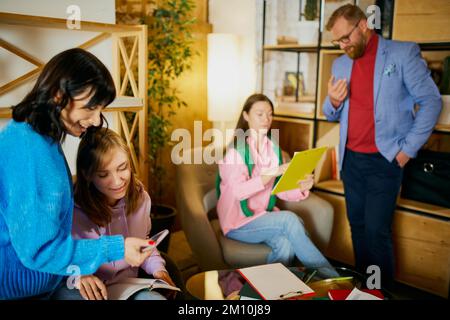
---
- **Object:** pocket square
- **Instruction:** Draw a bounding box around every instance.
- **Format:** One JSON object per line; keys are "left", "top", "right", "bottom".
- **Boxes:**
{"left": 384, "top": 63, "right": 396, "bottom": 76}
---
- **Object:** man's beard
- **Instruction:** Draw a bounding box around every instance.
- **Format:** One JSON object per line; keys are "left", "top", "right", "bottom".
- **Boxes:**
{"left": 346, "top": 38, "right": 366, "bottom": 59}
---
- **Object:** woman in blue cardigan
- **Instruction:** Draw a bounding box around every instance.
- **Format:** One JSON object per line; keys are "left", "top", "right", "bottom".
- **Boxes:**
{"left": 0, "top": 48, "right": 152, "bottom": 299}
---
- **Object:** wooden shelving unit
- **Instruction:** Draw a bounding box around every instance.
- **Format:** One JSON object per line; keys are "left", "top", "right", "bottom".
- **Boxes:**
{"left": 0, "top": 12, "right": 149, "bottom": 187}
{"left": 316, "top": 49, "right": 344, "bottom": 120}
{"left": 272, "top": 116, "right": 314, "bottom": 152}
{"left": 261, "top": 0, "right": 450, "bottom": 298}
{"left": 263, "top": 44, "right": 318, "bottom": 53}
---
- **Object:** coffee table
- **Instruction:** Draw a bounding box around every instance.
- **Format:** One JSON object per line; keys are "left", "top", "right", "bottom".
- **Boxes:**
{"left": 186, "top": 266, "right": 372, "bottom": 300}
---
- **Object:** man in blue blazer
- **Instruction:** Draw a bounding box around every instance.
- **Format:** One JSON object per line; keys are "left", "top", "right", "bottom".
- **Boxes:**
{"left": 322, "top": 4, "right": 441, "bottom": 287}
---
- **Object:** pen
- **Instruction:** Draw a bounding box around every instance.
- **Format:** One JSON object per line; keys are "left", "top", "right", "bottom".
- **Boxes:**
{"left": 304, "top": 270, "right": 317, "bottom": 284}
{"left": 330, "top": 276, "right": 353, "bottom": 281}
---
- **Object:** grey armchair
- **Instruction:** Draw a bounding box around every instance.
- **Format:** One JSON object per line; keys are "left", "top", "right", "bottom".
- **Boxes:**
{"left": 175, "top": 147, "right": 334, "bottom": 271}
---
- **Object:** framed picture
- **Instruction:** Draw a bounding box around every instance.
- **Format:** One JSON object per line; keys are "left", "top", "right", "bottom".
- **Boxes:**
{"left": 283, "top": 71, "right": 305, "bottom": 97}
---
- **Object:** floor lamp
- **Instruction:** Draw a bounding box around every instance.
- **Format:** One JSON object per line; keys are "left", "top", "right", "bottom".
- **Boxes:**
{"left": 207, "top": 33, "right": 240, "bottom": 148}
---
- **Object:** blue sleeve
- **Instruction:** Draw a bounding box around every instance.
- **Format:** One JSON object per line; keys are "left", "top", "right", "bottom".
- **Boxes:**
{"left": 0, "top": 135, "right": 124, "bottom": 276}
{"left": 400, "top": 43, "right": 442, "bottom": 158}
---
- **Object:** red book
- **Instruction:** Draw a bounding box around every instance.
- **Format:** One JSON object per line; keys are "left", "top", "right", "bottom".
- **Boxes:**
{"left": 328, "top": 289, "right": 384, "bottom": 300}
{"left": 330, "top": 148, "right": 337, "bottom": 180}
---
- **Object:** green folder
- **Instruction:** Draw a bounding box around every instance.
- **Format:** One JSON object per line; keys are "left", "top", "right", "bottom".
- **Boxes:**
{"left": 271, "top": 146, "right": 328, "bottom": 195}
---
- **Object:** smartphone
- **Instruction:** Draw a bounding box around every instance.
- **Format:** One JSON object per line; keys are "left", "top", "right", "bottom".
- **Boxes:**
{"left": 142, "top": 229, "right": 169, "bottom": 252}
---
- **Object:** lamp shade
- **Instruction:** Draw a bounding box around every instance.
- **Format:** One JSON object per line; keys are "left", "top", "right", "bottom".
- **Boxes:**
{"left": 207, "top": 33, "right": 240, "bottom": 122}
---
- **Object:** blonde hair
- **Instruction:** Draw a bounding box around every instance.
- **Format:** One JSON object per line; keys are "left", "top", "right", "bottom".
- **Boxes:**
{"left": 326, "top": 4, "right": 367, "bottom": 31}
{"left": 74, "top": 127, "right": 143, "bottom": 227}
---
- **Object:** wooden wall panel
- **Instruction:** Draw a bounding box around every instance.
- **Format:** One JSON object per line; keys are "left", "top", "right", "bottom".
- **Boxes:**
{"left": 157, "top": 0, "right": 212, "bottom": 215}
{"left": 393, "top": 0, "right": 450, "bottom": 42}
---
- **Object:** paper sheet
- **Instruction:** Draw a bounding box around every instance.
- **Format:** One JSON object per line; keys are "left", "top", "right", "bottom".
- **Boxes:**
{"left": 238, "top": 263, "right": 315, "bottom": 300}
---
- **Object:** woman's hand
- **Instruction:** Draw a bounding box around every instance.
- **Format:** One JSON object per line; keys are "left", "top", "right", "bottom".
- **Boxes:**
{"left": 153, "top": 270, "right": 177, "bottom": 299}
{"left": 79, "top": 275, "right": 108, "bottom": 300}
{"left": 261, "top": 163, "right": 290, "bottom": 185}
{"left": 297, "top": 174, "right": 314, "bottom": 192}
{"left": 124, "top": 237, "right": 153, "bottom": 267}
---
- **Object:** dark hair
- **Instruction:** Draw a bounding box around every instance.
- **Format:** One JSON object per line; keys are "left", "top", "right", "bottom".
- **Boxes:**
{"left": 74, "top": 127, "right": 143, "bottom": 227}
{"left": 12, "top": 48, "right": 116, "bottom": 142}
{"left": 326, "top": 4, "right": 367, "bottom": 31}
{"left": 227, "top": 93, "right": 275, "bottom": 150}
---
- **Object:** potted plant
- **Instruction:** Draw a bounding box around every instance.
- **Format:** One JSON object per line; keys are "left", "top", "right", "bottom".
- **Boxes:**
{"left": 142, "top": 0, "right": 196, "bottom": 252}
{"left": 298, "top": 0, "right": 319, "bottom": 45}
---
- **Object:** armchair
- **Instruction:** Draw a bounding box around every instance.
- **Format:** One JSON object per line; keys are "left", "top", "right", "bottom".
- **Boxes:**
{"left": 175, "top": 147, "right": 334, "bottom": 271}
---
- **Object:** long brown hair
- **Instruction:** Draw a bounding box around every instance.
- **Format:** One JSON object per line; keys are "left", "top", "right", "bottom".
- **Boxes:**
{"left": 228, "top": 93, "right": 274, "bottom": 149}
{"left": 235, "top": 93, "right": 274, "bottom": 132}
{"left": 74, "top": 127, "right": 143, "bottom": 227}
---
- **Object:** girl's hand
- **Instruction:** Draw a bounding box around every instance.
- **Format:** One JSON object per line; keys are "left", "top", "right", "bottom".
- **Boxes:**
{"left": 124, "top": 237, "right": 153, "bottom": 267}
{"left": 297, "top": 174, "right": 314, "bottom": 192}
{"left": 261, "top": 162, "right": 290, "bottom": 177}
{"left": 79, "top": 275, "right": 108, "bottom": 300}
{"left": 153, "top": 270, "right": 177, "bottom": 299}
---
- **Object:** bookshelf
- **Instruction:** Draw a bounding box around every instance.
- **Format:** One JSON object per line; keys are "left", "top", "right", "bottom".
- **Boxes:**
{"left": 260, "top": 0, "right": 450, "bottom": 298}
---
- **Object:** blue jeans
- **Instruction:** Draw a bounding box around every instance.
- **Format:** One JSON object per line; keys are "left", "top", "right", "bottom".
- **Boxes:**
{"left": 227, "top": 211, "right": 339, "bottom": 278}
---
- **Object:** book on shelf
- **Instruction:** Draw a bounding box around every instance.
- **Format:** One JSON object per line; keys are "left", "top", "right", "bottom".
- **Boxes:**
{"left": 107, "top": 277, "right": 181, "bottom": 300}
{"left": 331, "top": 147, "right": 337, "bottom": 180}
{"left": 330, "top": 145, "right": 340, "bottom": 181}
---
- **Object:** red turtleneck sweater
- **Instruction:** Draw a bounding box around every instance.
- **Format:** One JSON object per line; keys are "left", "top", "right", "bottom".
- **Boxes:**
{"left": 346, "top": 32, "right": 379, "bottom": 153}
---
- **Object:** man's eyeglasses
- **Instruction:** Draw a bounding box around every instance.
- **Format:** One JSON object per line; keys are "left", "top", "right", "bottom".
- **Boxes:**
{"left": 331, "top": 19, "right": 361, "bottom": 47}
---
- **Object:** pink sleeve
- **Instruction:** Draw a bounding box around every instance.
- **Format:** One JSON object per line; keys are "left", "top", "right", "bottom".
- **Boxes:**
{"left": 72, "top": 206, "right": 101, "bottom": 240}
{"left": 141, "top": 250, "right": 167, "bottom": 275}
{"left": 277, "top": 189, "right": 310, "bottom": 202}
{"left": 219, "top": 148, "right": 266, "bottom": 201}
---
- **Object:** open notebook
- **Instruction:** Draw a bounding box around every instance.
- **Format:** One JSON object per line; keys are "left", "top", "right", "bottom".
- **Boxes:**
{"left": 107, "top": 277, "right": 181, "bottom": 300}
{"left": 238, "top": 263, "right": 315, "bottom": 300}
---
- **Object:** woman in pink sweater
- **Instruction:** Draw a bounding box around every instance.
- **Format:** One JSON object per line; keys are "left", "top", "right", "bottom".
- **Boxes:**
{"left": 71, "top": 128, "right": 176, "bottom": 300}
{"left": 217, "top": 94, "right": 338, "bottom": 278}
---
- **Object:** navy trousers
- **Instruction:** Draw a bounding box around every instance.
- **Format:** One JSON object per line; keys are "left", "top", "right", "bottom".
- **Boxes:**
{"left": 341, "top": 148, "right": 403, "bottom": 284}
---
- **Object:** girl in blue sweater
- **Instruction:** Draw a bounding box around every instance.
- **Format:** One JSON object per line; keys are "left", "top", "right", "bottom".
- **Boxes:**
{"left": 0, "top": 48, "right": 152, "bottom": 299}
